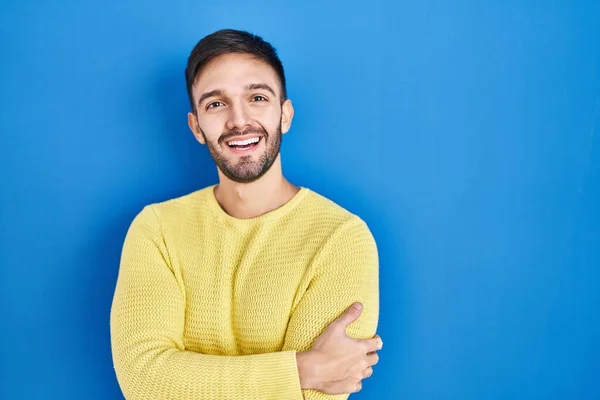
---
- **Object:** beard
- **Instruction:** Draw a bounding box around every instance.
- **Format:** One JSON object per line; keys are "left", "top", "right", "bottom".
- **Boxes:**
{"left": 201, "top": 122, "right": 282, "bottom": 184}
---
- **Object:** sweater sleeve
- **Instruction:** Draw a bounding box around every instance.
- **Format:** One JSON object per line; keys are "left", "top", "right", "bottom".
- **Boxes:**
{"left": 282, "top": 217, "right": 380, "bottom": 399}
{"left": 109, "top": 206, "right": 303, "bottom": 400}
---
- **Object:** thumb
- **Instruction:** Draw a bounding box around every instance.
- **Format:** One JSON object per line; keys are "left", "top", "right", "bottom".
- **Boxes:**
{"left": 332, "top": 303, "right": 363, "bottom": 332}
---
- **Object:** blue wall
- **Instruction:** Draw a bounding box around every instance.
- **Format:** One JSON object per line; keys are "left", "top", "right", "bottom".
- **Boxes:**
{"left": 1, "top": 1, "right": 599, "bottom": 399}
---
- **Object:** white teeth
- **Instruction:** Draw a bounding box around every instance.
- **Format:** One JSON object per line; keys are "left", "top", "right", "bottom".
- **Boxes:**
{"left": 228, "top": 137, "right": 260, "bottom": 146}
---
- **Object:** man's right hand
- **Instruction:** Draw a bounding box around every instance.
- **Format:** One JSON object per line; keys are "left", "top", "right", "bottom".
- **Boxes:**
{"left": 295, "top": 302, "right": 382, "bottom": 395}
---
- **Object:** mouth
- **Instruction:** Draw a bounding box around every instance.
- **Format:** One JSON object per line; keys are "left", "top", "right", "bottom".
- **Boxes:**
{"left": 225, "top": 136, "right": 262, "bottom": 154}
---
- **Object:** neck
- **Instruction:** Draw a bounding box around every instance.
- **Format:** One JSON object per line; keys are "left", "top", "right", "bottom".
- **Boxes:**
{"left": 214, "top": 156, "right": 300, "bottom": 219}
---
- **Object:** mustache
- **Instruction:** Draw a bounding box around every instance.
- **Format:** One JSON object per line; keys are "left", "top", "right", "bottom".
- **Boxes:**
{"left": 219, "top": 126, "right": 267, "bottom": 144}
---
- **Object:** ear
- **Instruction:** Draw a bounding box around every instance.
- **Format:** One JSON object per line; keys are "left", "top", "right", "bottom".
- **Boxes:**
{"left": 280, "top": 99, "right": 294, "bottom": 134}
{"left": 188, "top": 112, "right": 205, "bottom": 145}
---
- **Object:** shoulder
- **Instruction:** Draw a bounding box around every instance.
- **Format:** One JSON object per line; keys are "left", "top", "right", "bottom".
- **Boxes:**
{"left": 302, "top": 190, "right": 378, "bottom": 275}
{"left": 301, "top": 187, "right": 372, "bottom": 232}
{"left": 299, "top": 188, "right": 376, "bottom": 253}
{"left": 129, "top": 185, "right": 214, "bottom": 230}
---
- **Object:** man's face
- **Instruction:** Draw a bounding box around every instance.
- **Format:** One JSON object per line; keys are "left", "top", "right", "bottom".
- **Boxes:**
{"left": 188, "top": 53, "right": 293, "bottom": 183}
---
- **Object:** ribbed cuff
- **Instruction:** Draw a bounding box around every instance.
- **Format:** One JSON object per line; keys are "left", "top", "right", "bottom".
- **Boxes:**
{"left": 249, "top": 350, "right": 303, "bottom": 399}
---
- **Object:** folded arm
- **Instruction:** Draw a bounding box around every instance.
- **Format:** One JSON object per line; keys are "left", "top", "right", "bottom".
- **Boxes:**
{"left": 282, "top": 217, "right": 380, "bottom": 399}
{"left": 110, "top": 206, "right": 379, "bottom": 400}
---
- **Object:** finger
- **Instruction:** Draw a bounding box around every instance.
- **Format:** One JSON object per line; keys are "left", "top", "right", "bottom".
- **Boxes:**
{"left": 366, "top": 351, "right": 379, "bottom": 366}
{"left": 363, "top": 366, "right": 374, "bottom": 378}
{"left": 333, "top": 303, "right": 363, "bottom": 331}
{"left": 362, "top": 336, "right": 383, "bottom": 353}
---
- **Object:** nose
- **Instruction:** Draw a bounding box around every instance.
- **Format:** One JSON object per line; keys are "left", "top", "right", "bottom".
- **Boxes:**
{"left": 225, "top": 101, "right": 252, "bottom": 131}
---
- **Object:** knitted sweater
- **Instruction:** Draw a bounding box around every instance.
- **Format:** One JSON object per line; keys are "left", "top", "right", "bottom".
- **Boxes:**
{"left": 110, "top": 185, "right": 379, "bottom": 399}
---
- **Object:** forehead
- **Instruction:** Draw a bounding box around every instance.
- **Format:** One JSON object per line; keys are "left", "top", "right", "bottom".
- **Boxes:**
{"left": 193, "top": 53, "right": 281, "bottom": 98}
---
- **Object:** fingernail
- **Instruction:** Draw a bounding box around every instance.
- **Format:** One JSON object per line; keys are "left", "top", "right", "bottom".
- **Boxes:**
{"left": 378, "top": 338, "right": 383, "bottom": 349}
{"left": 353, "top": 302, "right": 363, "bottom": 311}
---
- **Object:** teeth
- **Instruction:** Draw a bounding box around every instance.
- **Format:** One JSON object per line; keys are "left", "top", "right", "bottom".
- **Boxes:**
{"left": 228, "top": 137, "right": 260, "bottom": 146}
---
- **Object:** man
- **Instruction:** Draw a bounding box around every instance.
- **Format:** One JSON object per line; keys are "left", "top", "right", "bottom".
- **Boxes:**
{"left": 110, "top": 29, "right": 382, "bottom": 399}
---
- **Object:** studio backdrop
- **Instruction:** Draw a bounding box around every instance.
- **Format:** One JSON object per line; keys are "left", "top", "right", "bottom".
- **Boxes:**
{"left": 1, "top": 0, "right": 599, "bottom": 399}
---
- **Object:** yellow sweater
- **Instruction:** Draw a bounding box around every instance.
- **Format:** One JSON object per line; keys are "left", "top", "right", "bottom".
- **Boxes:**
{"left": 110, "top": 185, "right": 379, "bottom": 399}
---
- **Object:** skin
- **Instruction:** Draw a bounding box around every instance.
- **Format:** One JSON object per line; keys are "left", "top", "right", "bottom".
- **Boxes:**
{"left": 186, "top": 52, "right": 382, "bottom": 394}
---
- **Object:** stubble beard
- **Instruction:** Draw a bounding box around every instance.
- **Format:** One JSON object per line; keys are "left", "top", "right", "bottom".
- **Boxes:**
{"left": 201, "top": 123, "right": 282, "bottom": 184}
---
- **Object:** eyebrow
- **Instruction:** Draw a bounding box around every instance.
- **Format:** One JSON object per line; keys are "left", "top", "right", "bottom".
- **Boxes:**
{"left": 197, "top": 83, "right": 277, "bottom": 108}
{"left": 244, "top": 83, "right": 276, "bottom": 96}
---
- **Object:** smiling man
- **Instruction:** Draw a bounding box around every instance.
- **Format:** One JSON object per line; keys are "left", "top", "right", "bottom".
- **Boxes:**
{"left": 110, "top": 29, "right": 382, "bottom": 400}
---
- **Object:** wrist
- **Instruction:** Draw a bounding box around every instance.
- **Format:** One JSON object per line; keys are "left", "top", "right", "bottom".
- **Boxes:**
{"left": 296, "top": 350, "right": 318, "bottom": 390}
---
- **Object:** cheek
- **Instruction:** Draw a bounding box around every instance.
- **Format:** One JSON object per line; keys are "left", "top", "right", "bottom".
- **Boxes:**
{"left": 197, "top": 116, "right": 225, "bottom": 138}
{"left": 251, "top": 107, "right": 281, "bottom": 128}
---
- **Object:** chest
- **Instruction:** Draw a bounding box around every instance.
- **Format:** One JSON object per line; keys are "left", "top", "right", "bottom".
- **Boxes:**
{"left": 172, "top": 225, "right": 317, "bottom": 355}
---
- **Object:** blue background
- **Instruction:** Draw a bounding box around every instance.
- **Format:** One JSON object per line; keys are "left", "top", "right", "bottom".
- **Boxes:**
{"left": 1, "top": 1, "right": 599, "bottom": 399}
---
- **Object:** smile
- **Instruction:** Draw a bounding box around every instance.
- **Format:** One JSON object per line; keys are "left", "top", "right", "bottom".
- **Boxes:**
{"left": 225, "top": 136, "right": 262, "bottom": 153}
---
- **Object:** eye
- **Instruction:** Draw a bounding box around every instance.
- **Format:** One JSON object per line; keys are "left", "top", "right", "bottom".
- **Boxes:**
{"left": 206, "top": 101, "right": 224, "bottom": 110}
{"left": 252, "top": 95, "right": 267, "bottom": 102}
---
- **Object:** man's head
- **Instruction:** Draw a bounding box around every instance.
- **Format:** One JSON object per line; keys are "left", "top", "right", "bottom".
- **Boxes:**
{"left": 185, "top": 29, "right": 294, "bottom": 183}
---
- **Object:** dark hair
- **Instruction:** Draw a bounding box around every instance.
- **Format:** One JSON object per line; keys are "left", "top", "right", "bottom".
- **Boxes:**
{"left": 185, "top": 29, "right": 287, "bottom": 112}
